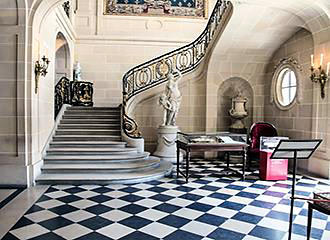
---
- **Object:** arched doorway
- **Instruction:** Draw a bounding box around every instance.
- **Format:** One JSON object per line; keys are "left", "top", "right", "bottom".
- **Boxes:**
{"left": 55, "top": 32, "right": 71, "bottom": 84}
{"left": 217, "top": 77, "right": 254, "bottom": 132}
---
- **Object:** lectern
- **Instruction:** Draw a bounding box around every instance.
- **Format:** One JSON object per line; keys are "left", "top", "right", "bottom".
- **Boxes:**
{"left": 270, "top": 139, "right": 322, "bottom": 240}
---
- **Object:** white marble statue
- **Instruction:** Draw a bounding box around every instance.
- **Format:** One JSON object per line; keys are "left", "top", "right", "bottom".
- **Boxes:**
{"left": 159, "top": 70, "right": 182, "bottom": 126}
{"left": 73, "top": 61, "right": 82, "bottom": 81}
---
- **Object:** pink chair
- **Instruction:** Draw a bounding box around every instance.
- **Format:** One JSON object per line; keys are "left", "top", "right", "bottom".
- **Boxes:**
{"left": 247, "top": 122, "right": 277, "bottom": 170}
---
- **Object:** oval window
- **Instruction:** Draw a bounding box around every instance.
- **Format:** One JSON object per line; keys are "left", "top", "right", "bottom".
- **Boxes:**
{"left": 277, "top": 68, "right": 297, "bottom": 107}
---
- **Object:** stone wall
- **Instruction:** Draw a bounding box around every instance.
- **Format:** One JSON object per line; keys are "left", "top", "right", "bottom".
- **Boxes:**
{"left": 264, "top": 27, "right": 330, "bottom": 176}
{"left": 264, "top": 29, "right": 314, "bottom": 139}
{"left": 0, "top": 0, "right": 28, "bottom": 185}
{"left": 74, "top": 0, "right": 212, "bottom": 106}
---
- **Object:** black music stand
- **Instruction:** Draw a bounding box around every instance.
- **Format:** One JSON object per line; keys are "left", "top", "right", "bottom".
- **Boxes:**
{"left": 270, "top": 139, "right": 322, "bottom": 240}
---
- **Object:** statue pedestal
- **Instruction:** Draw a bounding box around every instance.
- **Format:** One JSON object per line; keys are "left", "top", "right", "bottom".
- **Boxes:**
{"left": 153, "top": 125, "right": 182, "bottom": 163}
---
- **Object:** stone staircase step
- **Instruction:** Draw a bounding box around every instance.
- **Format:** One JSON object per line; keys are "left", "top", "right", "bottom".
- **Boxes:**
{"left": 41, "top": 158, "right": 160, "bottom": 173}
{"left": 49, "top": 141, "right": 127, "bottom": 148}
{"left": 38, "top": 104, "right": 173, "bottom": 185}
{"left": 43, "top": 152, "right": 150, "bottom": 162}
{"left": 36, "top": 161, "right": 172, "bottom": 185}
{"left": 46, "top": 147, "right": 137, "bottom": 155}
{"left": 58, "top": 124, "right": 120, "bottom": 129}
{"left": 67, "top": 106, "right": 120, "bottom": 111}
{"left": 52, "top": 135, "right": 122, "bottom": 141}
{"left": 60, "top": 119, "right": 119, "bottom": 124}
{"left": 55, "top": 129, "right": 121, "bottom": 135}
{"left": 63, "top": 115, "right": 120, "bottom": 119}
{"left": 64, "top": 110, "right": 120, "bottom": 115}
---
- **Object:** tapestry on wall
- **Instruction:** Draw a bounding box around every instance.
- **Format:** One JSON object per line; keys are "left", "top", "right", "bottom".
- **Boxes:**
{"left": 104, "top": 0, "right": 207, "bottom": 18}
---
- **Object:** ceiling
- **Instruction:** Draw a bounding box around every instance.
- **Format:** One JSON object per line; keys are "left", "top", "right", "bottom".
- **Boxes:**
{"left": 213, "top": 0, "right": 329, "bottom": 60}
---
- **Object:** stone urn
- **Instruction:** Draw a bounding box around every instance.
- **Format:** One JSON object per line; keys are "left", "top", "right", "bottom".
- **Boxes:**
{"left": 229, "top": 92, "right": 248, "bottom": 133}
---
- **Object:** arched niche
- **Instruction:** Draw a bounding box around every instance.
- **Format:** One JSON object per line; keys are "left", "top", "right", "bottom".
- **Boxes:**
{"left": 217, "top": 77, "right": 254, "bottom": 132}
{"left": 55, "top": 32, "right": 71, "bottom": 84}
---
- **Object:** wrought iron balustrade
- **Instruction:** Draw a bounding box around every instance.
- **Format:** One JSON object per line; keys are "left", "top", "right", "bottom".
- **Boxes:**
{"left": 54, "top": 77, "right": 94, "bottom": 118}
{"left": 55, "top": 77, "right": 71, "bottom": 118}
{"left": 71, "top": 81, "right": 94, "bottom": 107}
{"left": 122, "top": 0, "right": 233, "bottom": 139}
{"left": 62, "top": 1, "right": 70, "bottom": 18}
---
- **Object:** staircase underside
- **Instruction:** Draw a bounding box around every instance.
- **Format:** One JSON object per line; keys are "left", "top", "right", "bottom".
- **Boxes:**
{"left": 36, "top": 106, "right": 172, "bottom": 185}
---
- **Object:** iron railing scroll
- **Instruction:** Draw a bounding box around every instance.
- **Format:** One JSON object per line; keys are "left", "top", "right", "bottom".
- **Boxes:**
{"left": 54, "top": 77, "right": 94, "bottom": 119}
{"left": 71, "top": 81, "right": 94, "bottom": 107}
{"left": 55, "top": 77, "right": 71, "bottom": 118}
{"left": 62, "top": 1, "right": 70, "bottom": 18}
{"left": 122, "top": 0, "right": 232, "bottom": 139}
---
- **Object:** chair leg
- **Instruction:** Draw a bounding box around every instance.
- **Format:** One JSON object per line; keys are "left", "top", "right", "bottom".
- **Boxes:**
{"left": 247, "top": 154, "right": 252, "bottom": 171}
{"left": 307, "top": 203, "right": 313, "bottom": 240}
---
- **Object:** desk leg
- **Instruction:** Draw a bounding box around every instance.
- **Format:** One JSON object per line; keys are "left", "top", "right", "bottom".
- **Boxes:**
{"left": 242, "top": 148, "right": 246, "bottom": 181}
{"left": 226, "top": 152, "right": 230, "bottom": 170}
{"left": 307, "top": 203, "right": 313, "bottom": 240}
{"left": 176, "top": 144, "right": 180, "bottom": 179}
{"left": 186, "top": 151, "right": 190, "bottom": 183}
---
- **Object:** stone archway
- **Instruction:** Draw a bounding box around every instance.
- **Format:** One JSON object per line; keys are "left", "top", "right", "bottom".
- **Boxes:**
{"left": 217, "top": 77, "right": 254, "bottom": 132}
{"left": 55, "top": 32, "right": 71, "bottom": 83}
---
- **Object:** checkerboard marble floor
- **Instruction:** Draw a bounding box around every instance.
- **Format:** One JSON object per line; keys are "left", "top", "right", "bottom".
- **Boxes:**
{"left": 2, "top": 159, "right": 330, "bottom": 240}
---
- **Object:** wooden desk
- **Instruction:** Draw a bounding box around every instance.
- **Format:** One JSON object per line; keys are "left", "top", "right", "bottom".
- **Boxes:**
{"left": 176, "top": 139, "right": 248, "bottom": 183}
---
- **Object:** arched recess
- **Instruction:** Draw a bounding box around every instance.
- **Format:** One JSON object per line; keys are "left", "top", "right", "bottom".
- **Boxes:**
{"left": 25, "top": 0, "right": 75, "bottom": 186}
{"left": 217, "top": 77, "right": 254, "bottom": 132}
{"left": 55, "top": 32, "right": 71, "bottom": 83}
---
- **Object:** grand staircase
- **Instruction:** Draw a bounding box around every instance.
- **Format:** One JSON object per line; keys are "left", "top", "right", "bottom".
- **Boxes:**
{"left": 36, "top": 106, "right": 172, "bottom": 185}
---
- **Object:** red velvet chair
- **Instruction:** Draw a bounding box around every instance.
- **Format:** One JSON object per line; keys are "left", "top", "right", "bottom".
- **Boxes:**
{"left": 247, "top": 122, "right": 278, "bottom": 170}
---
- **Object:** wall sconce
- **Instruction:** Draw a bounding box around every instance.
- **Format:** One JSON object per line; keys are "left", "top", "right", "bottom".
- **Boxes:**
{"left": 310, "top": 54, "right": 329, "bottom": 99}
{"left": 35, "top": 56, "right": 50, "bottom": 94}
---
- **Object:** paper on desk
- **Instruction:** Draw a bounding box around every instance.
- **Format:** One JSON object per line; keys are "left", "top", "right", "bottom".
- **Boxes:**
{"left": 219, "top": 136, "right": 237, "bottom": 143}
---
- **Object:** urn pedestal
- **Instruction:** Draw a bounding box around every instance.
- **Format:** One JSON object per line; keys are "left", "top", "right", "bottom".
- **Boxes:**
{"left": 153, "top": 125, "right": 182, "bottom": 163}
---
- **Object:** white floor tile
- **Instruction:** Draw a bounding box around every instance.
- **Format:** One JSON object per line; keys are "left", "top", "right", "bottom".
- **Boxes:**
{"left": 62, "top": 209, "right": 95, "bottom": 222}
{"left": 35, "top": 199, "right": 64, "bottom": 209}
{"left": 207, "top": 207, "right": 237, "bottom": 218}
{"left": 45, "top": 191, "right": 70, "bottom": 199}
{"left": 68, "top": 199, "right": 98, "bottom": 209}
{"left": 216, "top": 188, "right": 240, "bottom": 196}
{"left": 75, "top": 191, "right": 99, "bottom": 199}
{"left": 255, "top": 194, "right": 283, "bottom": 203}
{"left": 227, "top": 196, "right": 254, "bottom": 205}
{"left": 104, "top": 190, "right": 129, "bottom": 198}
{"left": 240, "top": 205, "right": 271, "bottom": 217}
{"left": 135, "top": 198, "right": 163, "bottom": 208}
{"left": 172, "top": 208, "right": 205, "bottom": 220}
{"left": 197, "top": 196, "right": 224, "bottom": 206}
{"left": 54, "top": 223, "right": 92, "bottom": 239}
{"left": 258, "top": 217, "right": 289, "bottom": 231}
{"left": 100, "top": 209, "right": 132, "bottom": 222}
{"left": 97, "top": 223, "right": 135, "bottom": 239}
{"left": 190, "top": 189, "right": 213, "bottom": 197}
{"left": 181, "top": 220, "right": 217, "bottom": 236}
{"left": 167, "top": 198, "right": 194, "bottom": 207}
{"left": 220, "top": 219, "right": 255, "bottom": 234}
{"left": 102, "top": 199, "right": 130, "bottom": 208}
{"left": 10, "top": 224, "right": 50, "bottom": 239}
{"left": 140, "top": 222, "right": 176, "bottom": 238}
{"left": 137, "top": 209, "right": 168, "bottom": 221}
{"left": 134, "top": 190, "right": 158, "bottom": 198}
{"left": 25, "top": 210, "right": 58, "bottom": 223}
{"left": 162, "top": 189, "right": 186, "bottom": 197}
{"left": 272, "top": 203, "right": 301, "bottom": 215}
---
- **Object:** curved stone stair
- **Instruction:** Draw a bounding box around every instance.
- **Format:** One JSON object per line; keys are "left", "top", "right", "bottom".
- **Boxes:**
{"left": 36, "top": 106, "right": 172, "bottom": 185}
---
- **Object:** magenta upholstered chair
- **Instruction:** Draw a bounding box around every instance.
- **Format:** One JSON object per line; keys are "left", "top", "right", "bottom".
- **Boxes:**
{"left": 247, "top": 122, "right": 278, "bottom": 169}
